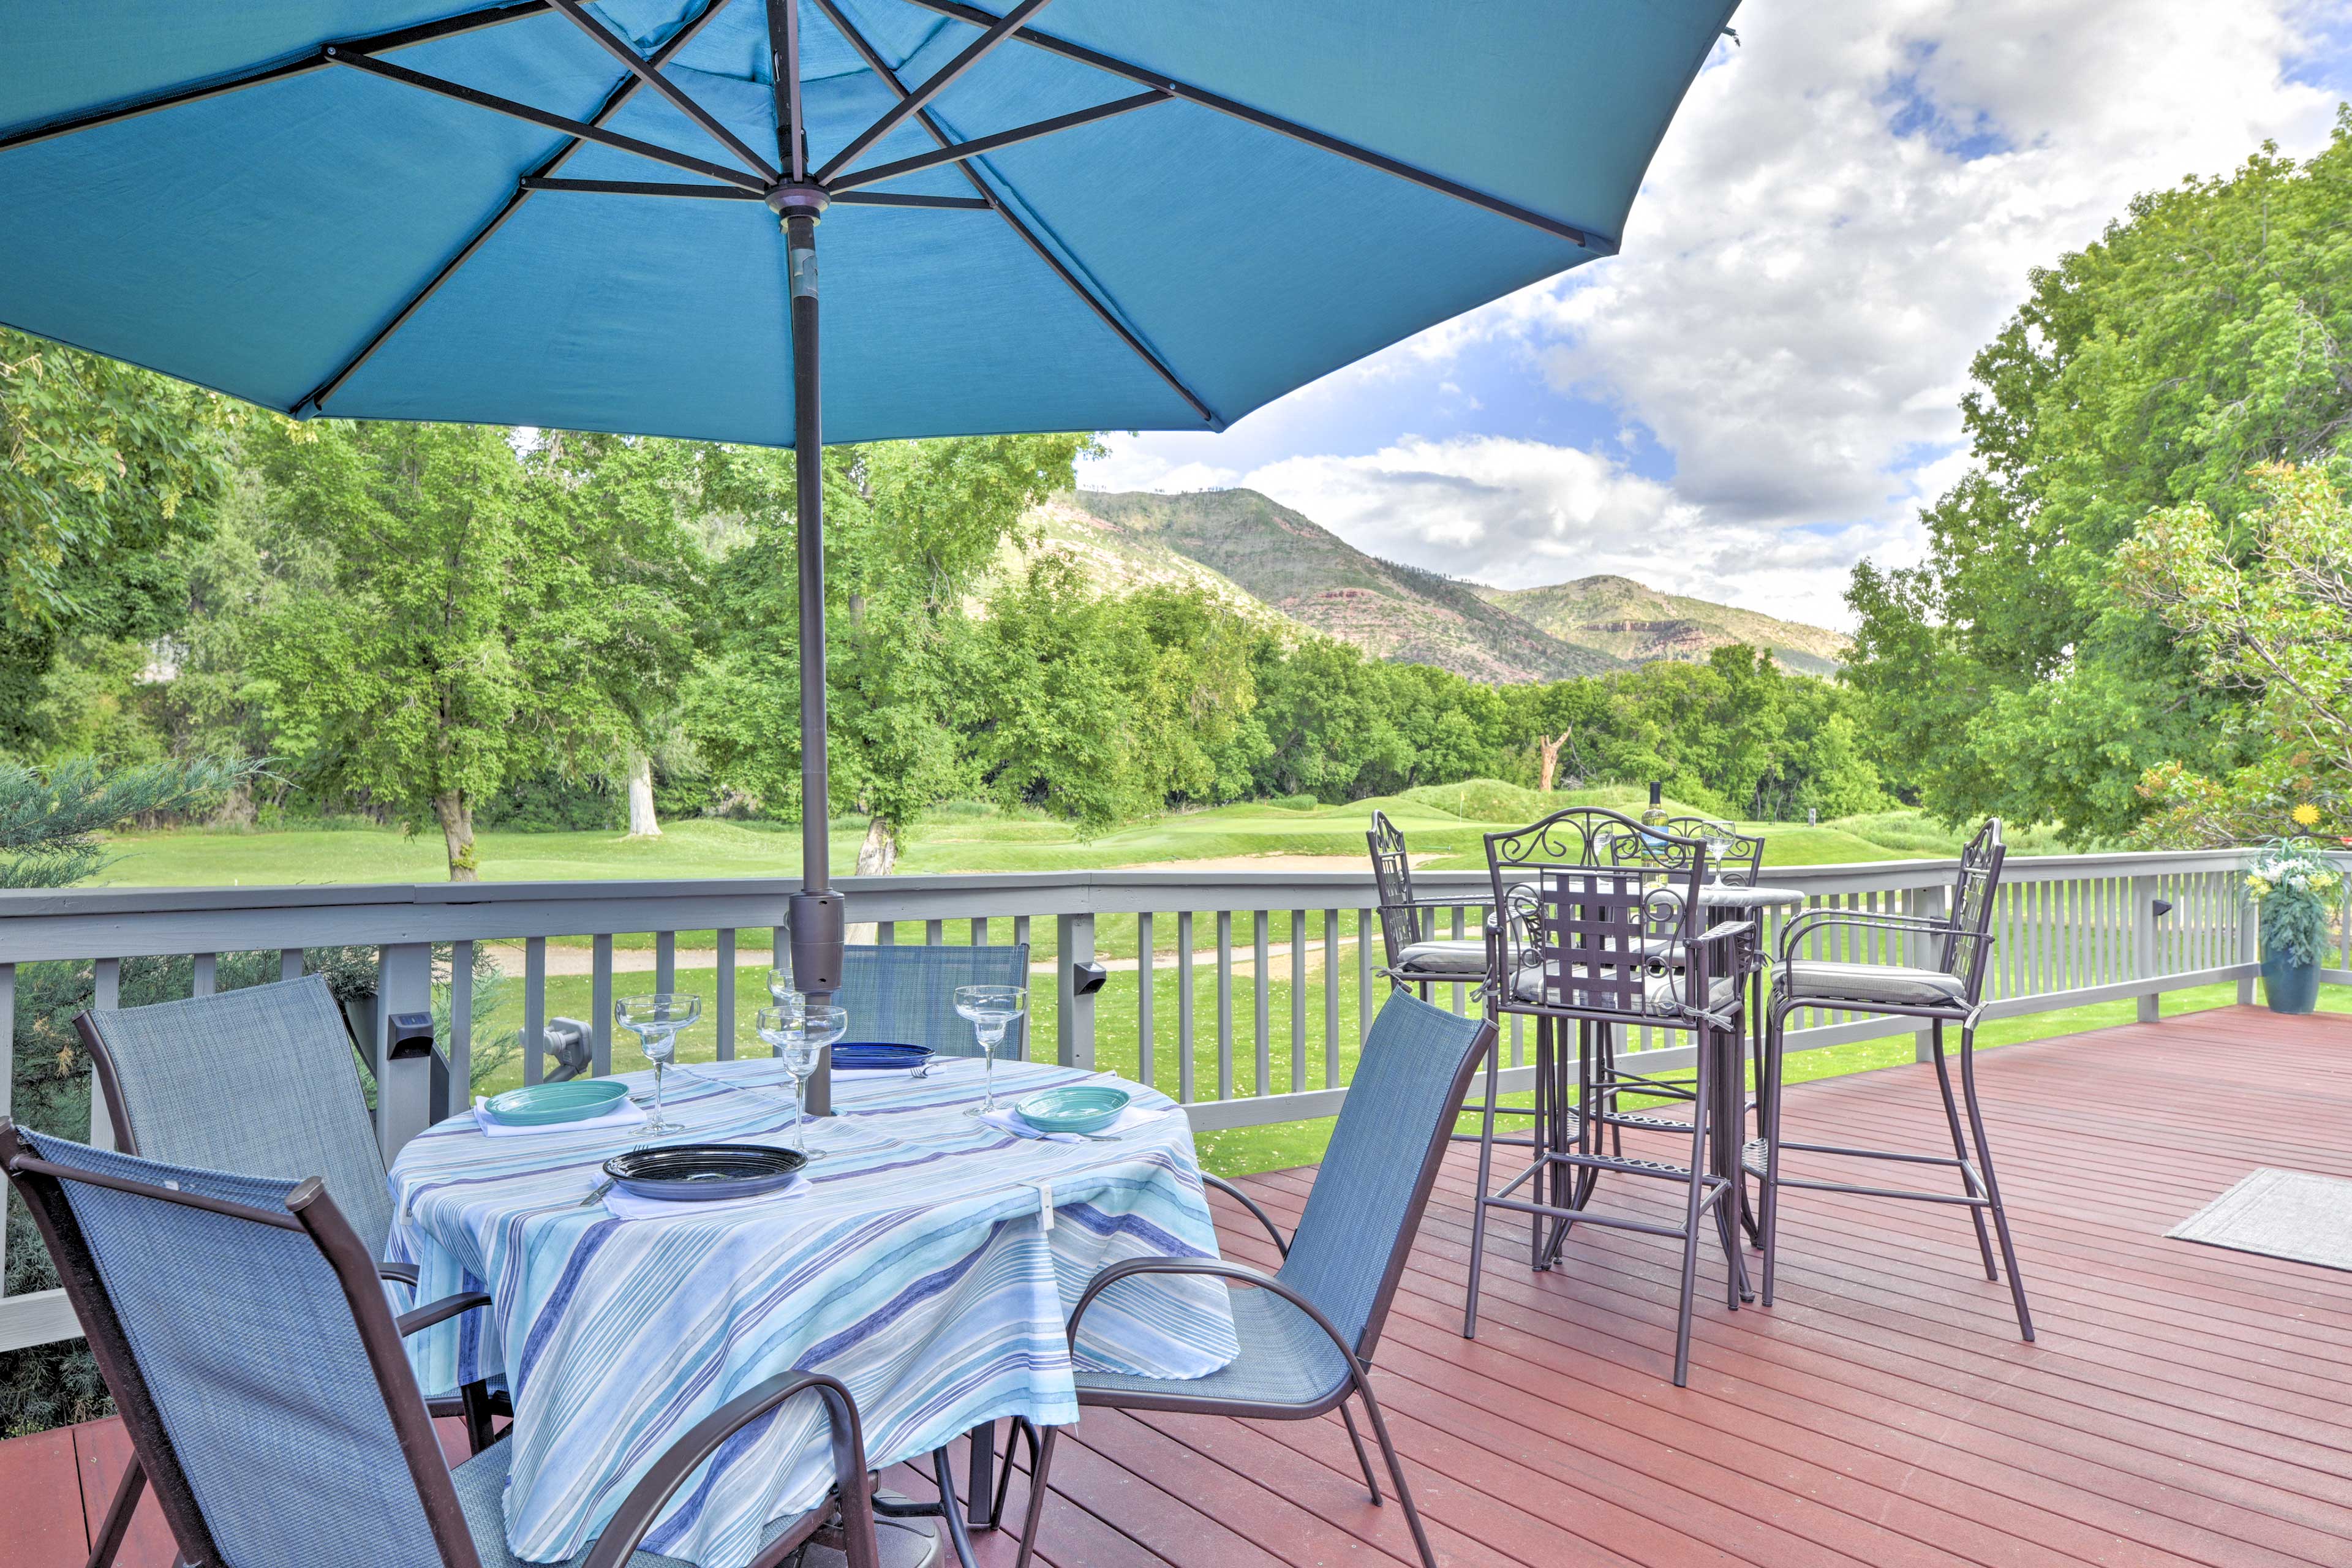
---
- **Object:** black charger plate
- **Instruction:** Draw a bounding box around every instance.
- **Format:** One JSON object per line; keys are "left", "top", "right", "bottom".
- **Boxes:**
{"left": 602, "top": 1143, "right": 806, "bottom": 1202}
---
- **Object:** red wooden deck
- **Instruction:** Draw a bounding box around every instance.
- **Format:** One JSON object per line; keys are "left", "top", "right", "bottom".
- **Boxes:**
{"left": 8, "top": 1005, "right": 2350, "bottom": 1568}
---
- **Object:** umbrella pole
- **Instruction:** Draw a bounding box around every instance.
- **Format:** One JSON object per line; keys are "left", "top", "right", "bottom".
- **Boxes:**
{"left": 780, "top": 195, "right": 845, "bottom": 1110}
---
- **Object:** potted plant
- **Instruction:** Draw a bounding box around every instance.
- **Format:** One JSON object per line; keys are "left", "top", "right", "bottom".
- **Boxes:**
{"left": 2244, "top": 837, "right": 2340, "bottom": 1014}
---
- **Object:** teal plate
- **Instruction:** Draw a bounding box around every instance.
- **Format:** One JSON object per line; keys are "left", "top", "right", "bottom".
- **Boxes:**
{"left": 1017, "top": 1084, "right": 1132, "bottom": 1134}
{"left": 481, "top": 1079, "right": 633, "bottom": 1128}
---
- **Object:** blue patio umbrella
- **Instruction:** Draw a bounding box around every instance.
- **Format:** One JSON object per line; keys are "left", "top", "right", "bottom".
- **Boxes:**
{"left": 0, "top": 0, "right": 1735, "bottom": 990}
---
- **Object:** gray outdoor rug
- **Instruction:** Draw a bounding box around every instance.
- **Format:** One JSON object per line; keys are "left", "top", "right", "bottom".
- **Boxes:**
{"left": 2168, "top": 1168, "right": 2352, "bottom": 1272}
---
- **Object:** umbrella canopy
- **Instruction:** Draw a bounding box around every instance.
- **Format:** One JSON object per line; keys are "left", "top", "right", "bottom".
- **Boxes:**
{"left": 0, "top": 0, "right": 1734, "bottom": 989}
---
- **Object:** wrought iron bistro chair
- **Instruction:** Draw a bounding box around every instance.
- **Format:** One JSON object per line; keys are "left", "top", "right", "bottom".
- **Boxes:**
{"left": 1468, "top": 808, "right": 1752, "bottom": 1387}
{"left": 0, "top": 1121, "right": 933, "bottom": 1568}
{"left": 836, "top": 942, "right": 1031, "bottom": 1057}
{"left": 1003, "top": 992, "right": 1493, "bottom": 1568}
{"left": 1758, "top": 819, "right": 2034, "bottom": 1340}
{"left": 1367, "top": 809, "right": 1491, "bottom": 995}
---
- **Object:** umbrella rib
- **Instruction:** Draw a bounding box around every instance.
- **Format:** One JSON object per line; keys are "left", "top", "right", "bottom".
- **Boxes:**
{"left": 812, "top": 0, "right": 1060, "bottom": 186}
{"left": 0, "top": 0, "right": 552, "bottom": 155}
{"left": 325, "top": 48, "right": 767, "bottom": 192}
{"left": 810, "top": 0, "right": 1216, "bottom": 427}
{"left": 769, "top": 0, "right": 808, "bottom": 179}
{"left": 523, "top": 177, "right": 761, "bottom": 198}
{"left": 545, "top": 0, "right": 778, "bottom": 181}
{"left": 296, "top": 0, "right": 741, "bottom": 416}
{"left": 897, "top": 0, "right": 1619, "bottom": 254}
{"left": 826, "top": 90, "right": 1170, "bottom": 192}
{"left": 830, "top": 192, "right": 993, "bottom": 209}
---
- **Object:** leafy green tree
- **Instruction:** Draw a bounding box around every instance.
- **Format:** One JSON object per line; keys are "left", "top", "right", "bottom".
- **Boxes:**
{"left": 243, "top": 421, "right": 696, "bottom": 878}
{"left": 1, "top": 328, "right": 240, "bottom": 756}
{"left": 1843, "top": 115, "right": 2352, "bottom": 839}
{"left": 2114, "top": 464, "right": 2352, "bottom": 843}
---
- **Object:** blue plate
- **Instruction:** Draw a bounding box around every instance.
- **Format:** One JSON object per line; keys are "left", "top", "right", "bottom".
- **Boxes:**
{"left": 1017, "top": 1085, "right": 1132, "bottom": 1134}
{"left": 834, "top": 1042, "right": 933, "bottom": 1071}
{"left": 480, "top": 1079, "right": 631, "bottom": 1128}
{"left": 601, "top": 1144, "right": 806, "bottom": 1201}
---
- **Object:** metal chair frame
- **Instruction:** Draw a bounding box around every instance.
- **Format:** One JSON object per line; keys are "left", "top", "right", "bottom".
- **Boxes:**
{"left": 1466, "top": 807, "right": 1752, "bottom": 1386}
{"left": 1005, "top": 998, "right": 1495, "bottom": 1568}
{"left": 1758, "top": 818, "right": 2034, "bottom": 1340}
{"left": 0, "top": 1118, "right": 892, "bottom": 1568}
{"left": 1366, "top": 808, "right": 1490, "bottom": 996}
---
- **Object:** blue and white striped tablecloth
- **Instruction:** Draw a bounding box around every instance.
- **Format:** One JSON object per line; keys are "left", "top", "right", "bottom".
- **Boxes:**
{"left": 388, "top": 1056, "right": 1236, "bottom": 1568}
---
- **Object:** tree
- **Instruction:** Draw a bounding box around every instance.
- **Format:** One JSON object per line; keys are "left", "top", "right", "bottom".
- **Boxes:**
{"left": 1842, "top": 115, "right": 2352, "bottom": 839}
{"left": 2114, "top": 464, "right": 2352, "bottom": 844}
{"left": 243, "top": 421, "right": 697, "bottom": 878}
{"left": 0, "top": 755, "right": 254, "bottom": 888}
{"left": 1, "top": 328, "right": 239, "bottom": 755}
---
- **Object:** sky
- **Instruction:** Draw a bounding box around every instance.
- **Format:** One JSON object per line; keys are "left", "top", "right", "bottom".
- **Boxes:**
{"left": 1079, "top": 1, "right": 2352, "bottom": 631}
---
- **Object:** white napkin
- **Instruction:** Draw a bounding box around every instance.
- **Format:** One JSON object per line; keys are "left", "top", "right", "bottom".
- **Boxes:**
{"left": 980, "top": 1102, "right": 1171, "bottom": 1144}
{"left": 602, "top": 1173, "right": 808, "bottom": 1221}
{"left": 473, "top": 1096, "right": 646, "bottom": 1139}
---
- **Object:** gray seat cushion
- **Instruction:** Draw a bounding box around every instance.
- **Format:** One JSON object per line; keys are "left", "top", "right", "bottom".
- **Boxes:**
{"left": 1390, "top": 938, "right": 1488, "bottom": 978}
{"left": 1784, "top": 960, "right": 1966, "bottom": 1007}
{"left": 1513, "top": 967, "right": 1737, "bottom": 1014}
{"left": 451, "top": 1440, "right": 938, "bottom": 1568}
{"left": 1075, "top": 1278, "right": 1352, "bottom": 1412}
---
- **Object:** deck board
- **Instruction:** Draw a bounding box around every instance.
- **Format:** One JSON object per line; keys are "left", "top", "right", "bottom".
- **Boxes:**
{"left": 6, "top": 1006, "right": 2348, "bottom": 1568}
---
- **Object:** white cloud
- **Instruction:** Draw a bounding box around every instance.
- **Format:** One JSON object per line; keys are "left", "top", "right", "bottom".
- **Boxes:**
{"left": 1088, "top": 1, "right": 2343, "bottom": 632}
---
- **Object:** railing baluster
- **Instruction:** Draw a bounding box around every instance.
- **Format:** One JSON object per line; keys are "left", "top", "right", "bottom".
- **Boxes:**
{"left": 925, "top": 918, "right": 943, "bottom": 945}
{"left": 450, "top": 939, "right": 473, "bottom": 1101}
{"left": 1216, "top": 910, "right": 1235, "bottom": 1101}
{"left": 878, "top": 921, "right": 896, "bottom": 946}
{"left": 1323, "top": 908, "right": 1340, "bottom": 1089}
{"left": 1137, "top": 911, "right": 1155, "bottom": 1093}
{"left": 1290, "top": 907, "right": 1306, "bottom": 1091}
{"left": 89, "top": 958, "right": 121, "bottom": 1148}
{"left": 716, "top": 927, "right": 736, "bottom": 1061}
{"left": 1177, "top": 910, "right": 1196, "bottom": 1104}
{"left": 1014, "top": 914, "right": 1030, "bottom": 951}
{"left": 524, "top": 937, "right": 548, "bottom": 1085}
{"left": 281, "top": 947, "right": 304, "bottom": 983}
{"left": 1451, "top": 903, "right": 1467, "bottom": 1015}
{"left": 655, "top": 930, "right": 676, "bottom": 994}
{"left": 1252, "top": 910, "right": 1270, "bottom": 1097}
{"left": 0, "top": 961, "right": 10, "bottom": 1287}
{"left": 592, "top": 933, "right": 615, "bottom": 1076}
{"left": 1357, "top": 907, "right": 1374, "bottom": 1044}
{"left": 192, "top": 952, "right": 216, "bottom": 997}
{"left": 970, "top": 918, "right": 988, "bottom": 945}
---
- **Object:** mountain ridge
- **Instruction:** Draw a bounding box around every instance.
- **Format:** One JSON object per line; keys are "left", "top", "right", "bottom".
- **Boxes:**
{"left": 1021, "top": 488, "right": 1846, "bottom": 683}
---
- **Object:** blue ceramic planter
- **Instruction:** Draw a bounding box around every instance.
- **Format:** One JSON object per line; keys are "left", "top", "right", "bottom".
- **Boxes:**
{"left": 2260, "top": 943, "right": 2320, "bottom": 1015}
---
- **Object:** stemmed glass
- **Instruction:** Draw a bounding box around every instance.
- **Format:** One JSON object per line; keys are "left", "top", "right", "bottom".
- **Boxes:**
{"left": 756, "top": 1004, "right": 840, "bottom": 1161}
{"left": 767, "top": 965, "right": 802, "bottom": 1019}
{"left": 954, "top": 984, "right": 1027, "bottom": 1117}
{"left": 616, "top": 992, "right": 700, "bottom": 1134}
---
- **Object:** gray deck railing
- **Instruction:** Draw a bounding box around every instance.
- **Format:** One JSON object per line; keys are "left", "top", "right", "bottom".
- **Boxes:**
{"left": 0, "top": 847, "right": 2287, "bottom": 1351}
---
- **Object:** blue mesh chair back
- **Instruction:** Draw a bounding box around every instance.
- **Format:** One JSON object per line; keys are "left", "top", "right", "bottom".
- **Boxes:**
{"left": 836, "top": 943, "right": 1031, "bottom": 1058}
{"left": 1278, "top": 992, "right": 1490, "bottom": 1358}
{"left": 81, "top": 974, "right": 398, "bottom": 1261}
{"left": 7, "top": 1128, "right": 467, "bottom": 1568}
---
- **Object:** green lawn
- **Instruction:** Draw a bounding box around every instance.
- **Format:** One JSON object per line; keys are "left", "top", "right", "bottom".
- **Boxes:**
{"left": 95, "top": 783, "right": 2056, "bottom": 889}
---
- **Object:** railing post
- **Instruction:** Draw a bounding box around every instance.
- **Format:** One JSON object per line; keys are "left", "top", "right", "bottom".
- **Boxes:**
{"left": 2237, "top": 891, "right": 2258, "bottom": 1006}
{"left": 2132, "top": 873, "right": 2160, "bottom": 1023}
{"left": 1913, "top": 880, "right": 1947, "bottom": 1064}
{"left": 1057, "top": 911, "right": 1096, "bottom": 1069}
{"left": 376, "top": 941, "right": 435, "bottom": 1161}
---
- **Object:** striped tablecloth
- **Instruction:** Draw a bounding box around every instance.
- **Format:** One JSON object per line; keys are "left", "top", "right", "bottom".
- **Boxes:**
{"left": 388, "top": 1056, "right": 1236, "bottom": 1568}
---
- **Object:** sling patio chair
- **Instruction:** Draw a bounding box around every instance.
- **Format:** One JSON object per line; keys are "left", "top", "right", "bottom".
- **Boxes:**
{"left": 1000, "top": 990, "right": 1493, "bottom": 1568}
{"left": 74, "top": 973, "right": 507, "bottom": 1565}
{"left": 1757, "top": 818, "right": 2034, "bottom": 1339}
{"left": 835, "top": 941, "right": 1031, "bottom": 1057}
{"left": 0, "top": 1120, "right": 935, "bottom": 1568}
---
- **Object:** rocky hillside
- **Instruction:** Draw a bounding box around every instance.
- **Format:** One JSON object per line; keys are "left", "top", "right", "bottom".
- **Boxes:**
{"left": 1475, "top": 575, "right": 1850, "bottom": 675}
{"left": 1063, "top": 489, "right": 1626, "bottom": 683}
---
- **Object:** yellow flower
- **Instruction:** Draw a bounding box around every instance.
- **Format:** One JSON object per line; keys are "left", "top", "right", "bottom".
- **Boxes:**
{"left": 2293, "top": 803, "right": 2322, "bottom": 827}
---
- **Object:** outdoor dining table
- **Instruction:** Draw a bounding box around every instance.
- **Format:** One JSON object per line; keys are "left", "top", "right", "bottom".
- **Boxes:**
{"left": 388, "top": 1054, "right": 1237, "bottom": 1568}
